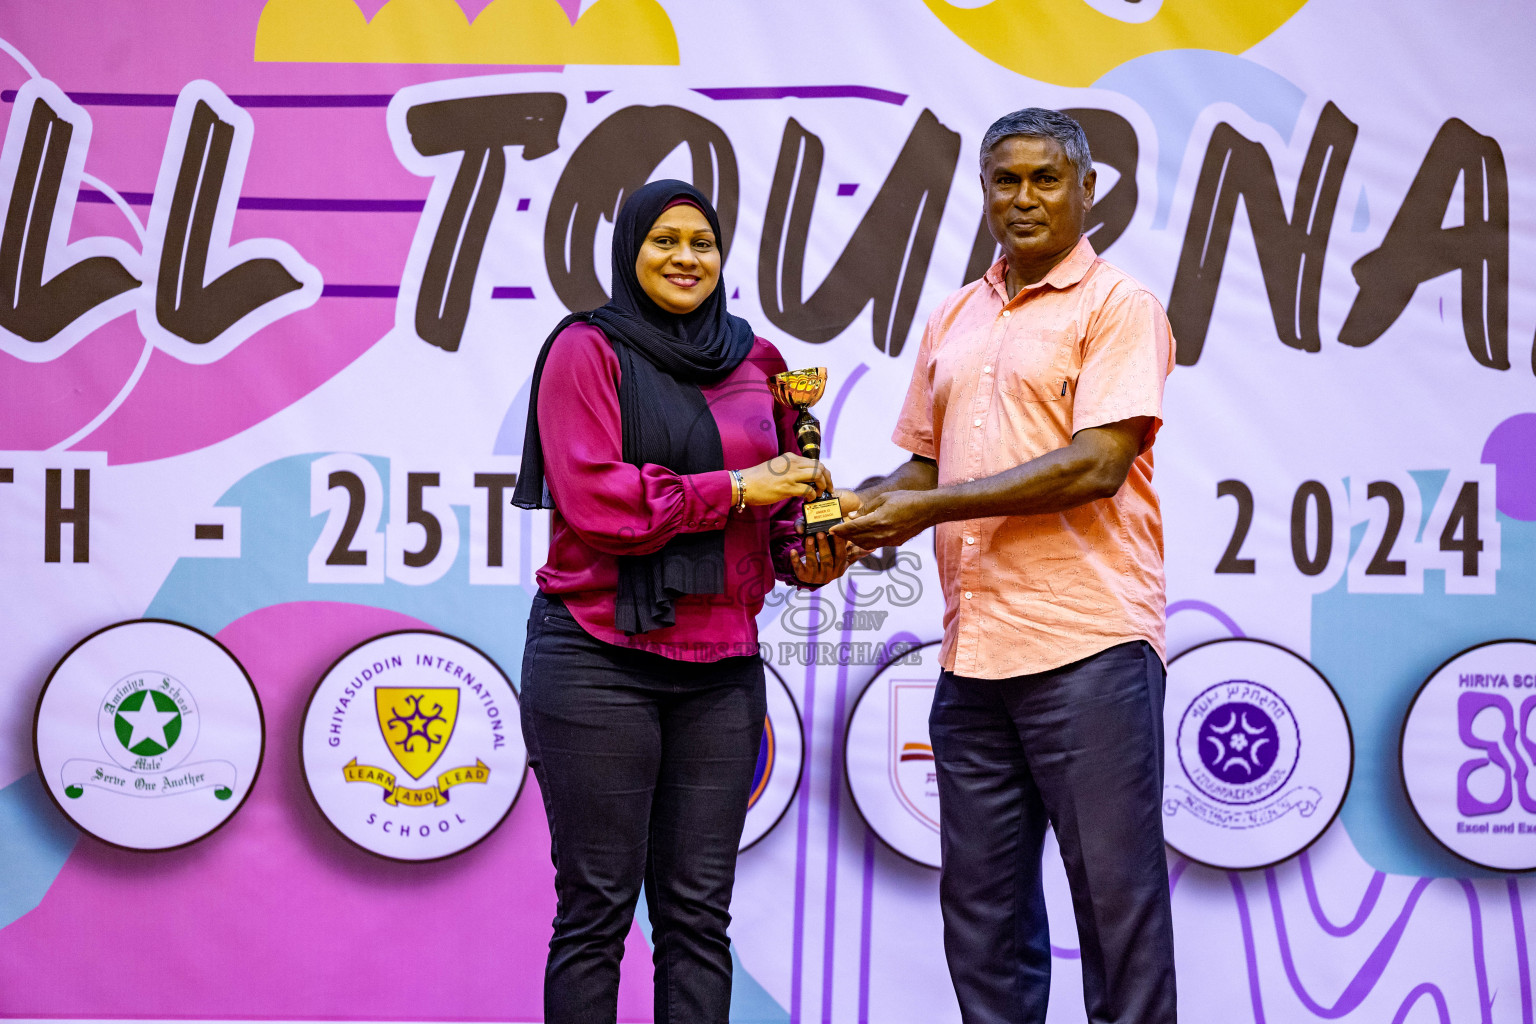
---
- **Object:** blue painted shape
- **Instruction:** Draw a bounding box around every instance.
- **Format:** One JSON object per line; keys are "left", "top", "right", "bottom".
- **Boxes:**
{"left": 1094, "top": 50, "right": 1307, "bottom": 230}
{"left": 144, "top": 454, "right": 532, "bottom": 693}
{"left": 635, "top": 890, "right": 790, "bottom": 1022}
{"left": 1312, "top": 513, "right": 1536, "bottom": 878}
{"left": 494, "top": 375, "right": 535, "bottom": 458}
{"left": 0, "top": 772, "right": 79, "bottom": 929}
{"left": 1351, "top": 185, "right": 1370, "bottom": 232}
{"left": 1410, "top": 470, "right": 1448, "bottom": 543}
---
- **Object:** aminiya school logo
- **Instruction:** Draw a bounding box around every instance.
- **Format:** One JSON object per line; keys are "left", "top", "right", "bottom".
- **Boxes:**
{"left": 34, "top": 620, "right": 264, "bottom": 850}
{"left": 301, "top": 631, "right": 525, "bottom": 861}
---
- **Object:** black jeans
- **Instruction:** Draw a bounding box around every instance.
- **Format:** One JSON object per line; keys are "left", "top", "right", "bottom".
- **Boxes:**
{"left": 520, "top": 592, "right": 766, "bottom": 1024}
{"left": 929, "top": 640, "right": 1176, "bottom": 1024}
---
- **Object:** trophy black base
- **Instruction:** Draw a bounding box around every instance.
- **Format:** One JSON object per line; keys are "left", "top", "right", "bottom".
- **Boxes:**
{"left": 803, "top": 495, "right": 844, "bottom": 534}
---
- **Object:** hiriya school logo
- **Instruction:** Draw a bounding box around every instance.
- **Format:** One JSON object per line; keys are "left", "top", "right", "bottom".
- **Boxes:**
{"left": 845, "top": 643, "right": 943, "bottom": 868}
{"left": 33, "top": 619, "right": 264, "bottom": 850}
{"left": 739, "top": 663, "right": 804, "bottom": 852}
{"left": 1401, "top": 640, "right": 1536, "bottom": 871}
{"left": 301, "top": 630, "right": 526, "bottom": 860}
{"left": 1162, "top": 639, "right": 1353, "bottom": 869}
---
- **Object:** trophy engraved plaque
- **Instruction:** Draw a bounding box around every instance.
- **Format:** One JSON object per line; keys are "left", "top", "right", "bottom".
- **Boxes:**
{"left": 767, "top": 366, "right": 844, "bottom": 534}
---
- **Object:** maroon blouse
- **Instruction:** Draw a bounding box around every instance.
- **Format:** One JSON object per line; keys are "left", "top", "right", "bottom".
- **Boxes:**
{"left": 532, "top": 323, "right": 807, "bottom": 661}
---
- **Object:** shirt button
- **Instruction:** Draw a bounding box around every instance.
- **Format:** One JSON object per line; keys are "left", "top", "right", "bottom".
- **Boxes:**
{"left": 973, "top": 419, "right": 982, "bottom": 427}
{"left": 965, "top": 537, "right": 975, "bottom": 545}
{"left": 982, "top": 365, "right": 991, "bottom": 373}
{"left": 1001, "top": 310, "right": 1011, "bottom": 318}
{"left": 964, "top": 591, "right": 973, "bottom": 599}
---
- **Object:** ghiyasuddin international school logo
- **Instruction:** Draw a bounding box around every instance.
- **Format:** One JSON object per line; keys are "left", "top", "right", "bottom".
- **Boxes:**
{"left": 34, "top": 620, "right": 264, "bottom": 851}
{"left": 301, "top": 631, "right": 525, "bottom": 861}
{"left": 1162, "top": 639, "right": 1353, "bottom": 870}
{"left": 342, "top": 687, "right": 490, "bottom": 808}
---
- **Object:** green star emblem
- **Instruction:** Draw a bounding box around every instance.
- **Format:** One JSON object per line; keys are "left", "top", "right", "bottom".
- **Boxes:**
{"left": 114, "top": 690, "right": 182, "bottom": 756}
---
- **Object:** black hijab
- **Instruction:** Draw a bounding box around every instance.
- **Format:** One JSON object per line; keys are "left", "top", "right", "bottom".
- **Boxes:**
{"left": 513, "top": 180, "right": 756, "bottom": 635}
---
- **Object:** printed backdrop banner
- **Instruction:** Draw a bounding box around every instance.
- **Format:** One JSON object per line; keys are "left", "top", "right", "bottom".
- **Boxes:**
{"left": 2, "top": 1, "right": 1535, "bottom": 1021}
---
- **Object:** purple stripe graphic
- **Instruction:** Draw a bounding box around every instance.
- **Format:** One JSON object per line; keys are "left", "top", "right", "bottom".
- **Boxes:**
{"left": 1166, "top": 599, "right": 1245, "bottom": 640}
{"left": 857, "top": 831, "right": 876, "bottom": 1024}
{"left": 491, "top": 287, "right": 536, "bottom": 299}
{"left": 1510, "top": 878, "right": 1533, "bottom": 1024}
{"left": 77, "top": 189, "right": 154, "bottom": 206}
{"left": 1389, "top": 983, "right": 1451, "bottom": 1024}
{"left": 693, "top": 86, "right": 907, "bottom": 106}
{"left": 3, "top": 90, "right": 394, "bottom": 108}
{"left": 239, "top": 196, "right": 425, "bottom": 212}
{"left": 8, "top": 87, "right": 907, "bottom": 109}
{"left": 1168, "top": 854, "right": 1190, "bottom": 894}
{"left": 1455, "top": 880, "right": 1496, "bottom": 1023}
{"left": 790, "top": 601, "right": 823, "bottom": 1024}
{"left": 1229, "top": 872, "right": 1269, "bottom": 1024}
{"left": 1299, "top": 851, "right": 1385, "bottom": 937}
{"left": 1268, "top": 869, "right": 1436, "bottom": 1019}
{"left": 822, "top": 362, "right": 868, "bottom": 459}
{"left": 1233, "top": 861, "right": 1527, "bottom": 1024}
{"left": 819, "top": 584, "right": 861, "bottom": 1021}
{"left": 321, "top": 284, "right": 398, "bottom": 298}
{"left": 75, "top": 188, "right": 425, "bottom": 213}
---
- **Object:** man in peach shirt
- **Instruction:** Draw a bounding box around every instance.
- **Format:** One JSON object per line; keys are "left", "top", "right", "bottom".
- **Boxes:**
{"left": 835, "top": 109, "right": 1176, "bottom": 1024}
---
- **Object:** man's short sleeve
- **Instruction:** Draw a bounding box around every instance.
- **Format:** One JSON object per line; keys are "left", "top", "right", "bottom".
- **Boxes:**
{"left": 891, "top": 307, "right": 942, "bottom": 460}
{"left": 1071, "top": 286, "right": 1174, "bottom": 451}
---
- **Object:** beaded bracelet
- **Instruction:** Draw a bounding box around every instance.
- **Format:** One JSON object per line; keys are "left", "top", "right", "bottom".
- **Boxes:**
{"left": 730, "top": 469, "right": 747, "bottom": 513}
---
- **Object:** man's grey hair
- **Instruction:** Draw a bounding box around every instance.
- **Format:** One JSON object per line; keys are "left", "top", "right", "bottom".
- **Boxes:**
{"left": 979, "top": 108, "right": 1092, "bottom": 181}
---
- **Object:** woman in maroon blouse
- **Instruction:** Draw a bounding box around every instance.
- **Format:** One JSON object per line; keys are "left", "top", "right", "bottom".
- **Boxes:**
{"left": 512, "top": 180, "right": 848, "bottom": 1024}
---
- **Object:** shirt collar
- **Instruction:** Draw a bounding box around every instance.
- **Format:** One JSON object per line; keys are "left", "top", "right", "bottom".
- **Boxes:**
{"left": 985, "top": 235, "right": 1098, "bottom": 302}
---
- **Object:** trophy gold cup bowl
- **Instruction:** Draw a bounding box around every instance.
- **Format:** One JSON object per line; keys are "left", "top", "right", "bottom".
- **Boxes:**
{"left": 767, "top": 367, "right": 844, "bottom": 533}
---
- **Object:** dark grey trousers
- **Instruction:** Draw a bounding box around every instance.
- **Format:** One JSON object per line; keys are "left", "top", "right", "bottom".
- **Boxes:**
{"left": 929, "top": 640, "right": 1177, "bottom": 1024}
{"left": 520, "top": 592, "right": 766, "bottom": 1024}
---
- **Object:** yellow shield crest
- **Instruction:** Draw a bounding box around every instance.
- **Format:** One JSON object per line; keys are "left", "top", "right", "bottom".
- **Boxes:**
{"left": 375, "top": 687, "right": 459, "bottom": 780}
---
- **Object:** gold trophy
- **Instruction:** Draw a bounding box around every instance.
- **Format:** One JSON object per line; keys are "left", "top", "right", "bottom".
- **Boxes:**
{"left": 767, "top": 366, "right": 844, "bottom": 534}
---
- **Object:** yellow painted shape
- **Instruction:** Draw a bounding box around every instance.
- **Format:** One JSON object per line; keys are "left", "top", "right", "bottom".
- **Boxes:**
{"left": 919, "top": 0, "right": 1307, "bottom": 87}
{"left": 255, "top": 0, "right": 678, "bottom": 66}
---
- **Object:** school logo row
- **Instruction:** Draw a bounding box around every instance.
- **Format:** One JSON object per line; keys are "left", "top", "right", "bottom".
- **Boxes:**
{"left": 32, "top": 620, "right": 800, "bottom": 861}
{"left": 853, "top": 637, "right": 1536, "bottom": 873}
{"left": 31, "top": 621, "right": 1536, "bottom": 872}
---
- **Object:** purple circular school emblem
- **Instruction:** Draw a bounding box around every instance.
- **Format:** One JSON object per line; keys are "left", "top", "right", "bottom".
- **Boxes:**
{"left": 1196, "top": 701, "right": 1281, "bottom": 784}
{"left": 1178, "top": 680, "right": 1300, "bottom": 807}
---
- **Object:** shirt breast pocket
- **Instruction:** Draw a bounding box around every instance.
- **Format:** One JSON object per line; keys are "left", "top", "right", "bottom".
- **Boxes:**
{"left": 998, "top": 326, "right": 1074, "bottom": 403}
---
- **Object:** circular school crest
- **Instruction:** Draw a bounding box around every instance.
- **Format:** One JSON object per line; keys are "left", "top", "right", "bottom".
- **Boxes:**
{"left": 1401, "top": 639, "right": 1536, "bottom": 871}
{"left": 1162, "top": 639, "right": 1352, "bottom": 869}
{"left": 844, "top": 642, "right": 942, "bottom": 869}
{"left": 33, "top": 619, "right": 264, "bottom": 851}
{"left": 300, "top": 630, "right": 526, "bottom": 861}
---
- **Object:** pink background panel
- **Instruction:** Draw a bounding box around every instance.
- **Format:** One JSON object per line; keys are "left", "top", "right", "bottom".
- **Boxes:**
{"left": 0, "top": 601, "right": 655, "bottom": 1021}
